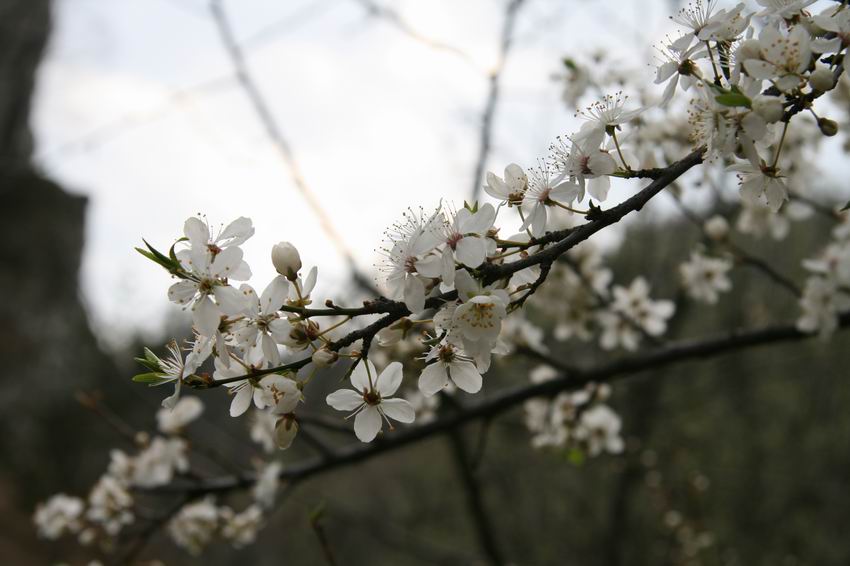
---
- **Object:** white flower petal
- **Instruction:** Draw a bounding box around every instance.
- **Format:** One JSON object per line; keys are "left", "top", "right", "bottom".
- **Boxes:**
{"left": 168, "top": 280, "right": 197, "bottom": 305}
{"left": 354, "top": 407, "right": 382, "bottom": 442}
{"left": 213, "top": 285, "right": 248, "bottom": 316}
{"left": 351, "top": 359, "right": 377, "bottom": 393}
{"left": 326, "top": 389, "right": 364, "bottom": 411}
{"left": 192, "top": 296, "right": 221, "bottom": 337}
{"left": 376, "top": 362, "right": 404, "bottom": 396}
{"left": 380, "top": 398, "right": 415, "bottom": 423}
{"left": 419, "top": 363, "right": 449, "bottom": 397}
{"left": 449, "top": 361, "right": 483, "bottom": 394}
{"left": 210, "top": 246, "right": 244, "bottom": 279}
{"left": 230, "top": 386, "right": 253, "bottom": 417}
{"left": 455, "top": 237, "right": 486, "bottom": 267}
{"left": 259, "top": 276, "right": 289, "bottom": 315}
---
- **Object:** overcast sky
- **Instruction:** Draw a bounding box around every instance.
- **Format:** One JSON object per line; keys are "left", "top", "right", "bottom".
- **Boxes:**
{"left": 32, "top": 0, "right": 842, "bottom": 347}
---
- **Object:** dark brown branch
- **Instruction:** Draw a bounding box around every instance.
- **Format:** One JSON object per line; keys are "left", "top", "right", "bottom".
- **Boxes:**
{"left": 151, "top": 308, "right": 850, "bottom": 496}
{"left": 191, "top": 148, "right": 705, "bottom": 390}
{"left": 479, "top": 147, "right": 706, "bottom": 284}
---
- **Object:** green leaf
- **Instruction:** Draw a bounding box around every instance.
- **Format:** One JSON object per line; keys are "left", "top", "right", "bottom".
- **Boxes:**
{"left": 715, "top": 92, "right": 752, "bottom": 109}
{"left": 134, "top": 357, "right": 161, "bottom": 372}
{"left": 841, "top": 200, "right": 850, "bottom": 212}
{"left": 169, "top": 237, "right": 188, "bottom": 264}
{"left": 132, "top": 372, "right": 172, "bottom": 386}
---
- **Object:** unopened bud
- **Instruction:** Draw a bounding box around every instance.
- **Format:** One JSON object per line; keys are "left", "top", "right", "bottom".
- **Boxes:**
{"left": 311, "top": 348, "right": 339, "bottom": 368}
{"left": 704, "top": 215, "right": 730, "bottom": 241}
{"left": 274, "top": 415, "right": 298, "bottom": 450}
{"left": 818, "top": 117, "right": 839, "bottom": 137}
{"left": 809, "top": 67, "right": 835, "bottom": 92}
{"left": 271, "top": 241, "right": 302, "bottom": 281}
{"left": 752, "top": 95, "right": 784, "bottom": 124}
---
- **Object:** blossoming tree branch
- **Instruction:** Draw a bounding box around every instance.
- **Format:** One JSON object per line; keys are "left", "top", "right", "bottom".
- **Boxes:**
{"left": 35, "top": 0, "right": 850, "bottom": 560}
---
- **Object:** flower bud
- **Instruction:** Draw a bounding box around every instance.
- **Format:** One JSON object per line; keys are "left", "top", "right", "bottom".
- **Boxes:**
{"left": 271, "top": 241, "right": 302, "bottom": 281}
{"left": 311, "top": 347, "right": 339, "bottom": 368}
{"left": 818, "top": 117, "right": 839, "bottom": 137}
{"left": 752, "top": 95, "right": 784, "bottom": 124}
{"left": 704, "top": 215, "right": 729, "bottom": 241}
{"left": 274, "top": 415, "right": 298, "bottom": 450}
{"left": 809, "top": 67, "right": 835, "bottom": 92}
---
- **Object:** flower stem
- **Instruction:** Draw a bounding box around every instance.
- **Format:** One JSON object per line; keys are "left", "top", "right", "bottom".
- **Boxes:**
{"left": 771, "top": 121, "right": 789, "bottom": 169}
{"left": 611, "top": 130, "right": 630, "bottom": 171}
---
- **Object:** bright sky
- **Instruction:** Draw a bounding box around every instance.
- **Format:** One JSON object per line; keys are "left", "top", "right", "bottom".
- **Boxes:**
{"left": 32, "top": 0, "right": 841, "bottom": 347}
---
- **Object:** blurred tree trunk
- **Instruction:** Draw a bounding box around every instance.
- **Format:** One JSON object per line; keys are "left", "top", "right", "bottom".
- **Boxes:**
{"left": 0, "top": 1, "right": 119, "bottom": 561}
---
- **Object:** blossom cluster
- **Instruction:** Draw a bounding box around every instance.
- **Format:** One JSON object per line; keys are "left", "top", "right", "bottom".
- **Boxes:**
{"left": 33, "top": 0, "right": 850, "bottom": 559}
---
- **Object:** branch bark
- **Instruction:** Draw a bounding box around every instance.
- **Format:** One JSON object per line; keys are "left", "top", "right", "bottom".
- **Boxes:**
{"left": 150, "top": 308, "right": 850, "bottom": 496}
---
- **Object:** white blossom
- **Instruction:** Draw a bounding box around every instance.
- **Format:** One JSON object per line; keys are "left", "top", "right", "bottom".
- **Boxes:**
{"left": 156, "top": 396, "right": 204, "bottom": 434}
{"left": 419, "top": 342, "right": 483, "bottom": 396}
{"left": 169, "top": 497, "right": 219, "bottom": 555}
{"left": 575, "top": 405, "right": 625, "bottom": 456}
{"left": 679, "top": 251, "right": 733, "bottom": 304}
{"left": 378, "top": 208, "right": 443, "bottom": 314}
{"left": 34, "top": 494, "right": 84, "bottom": 539}
{"left": 485, "top": 163, "right": 528, "bottom": 206}
{"left": 326, "top": 360, "right": 415, "bottom": 442}
{"left": 252, "top": 461, "right": 283, "bottom": 508}
{"left": 86, "top": 475, "right": 134, "bottom": 536}
{"left": 131, "top": 436, "right": 189, "bottom": 487}
{"left": 232, "top": 276, "right": 290, "bottom": 366}
{"left": 220, "top": 505, "right": 264, "bottom": 548}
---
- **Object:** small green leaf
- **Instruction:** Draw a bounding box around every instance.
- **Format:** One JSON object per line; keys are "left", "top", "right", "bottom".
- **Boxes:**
{"left": 715, "top": 92, "right": 752, "bottom": 108}
{"left": 169, "top": 237, "right": 188, "bottom": 264}
{"left": 134, "top": 357, "right": 161, "bottom": 372}
{"left": 132, "top": 372, "right": 172, "bottom": 386}
{"left": 841, "top": 200, "right": 850, "bottom": 212}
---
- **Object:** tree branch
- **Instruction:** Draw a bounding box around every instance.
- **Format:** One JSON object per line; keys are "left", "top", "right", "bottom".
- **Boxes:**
{"left": 189, "top": 147, "right": 705, "bottom": 390}
{"left": 207, "top": 0, "right": 379, "bottom": 296}
{"left": 470, "top": 0, "right": 528, "bottom": 201}
{"left": 150, "top": 308, "right": 850, "bottom": 496}
{"left": 447, "top": 431, "right": 505, "bottom": 566}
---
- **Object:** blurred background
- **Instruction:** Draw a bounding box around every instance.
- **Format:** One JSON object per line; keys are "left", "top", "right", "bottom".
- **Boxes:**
{"left": 3, "top": 0, "right": 850, "bottom": 564}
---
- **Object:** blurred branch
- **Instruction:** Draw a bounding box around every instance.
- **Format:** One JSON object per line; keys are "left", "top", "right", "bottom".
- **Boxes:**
{"left": 151, "top": 307, "right": 850, "bottom": 496}
{"left": 208, "top": 0, "right": 379, "bottom": 296}
{"left": 470, "top": 0, "right": 528, "bottom": 202}
{"left": 665, "top": 190, "right": 802, "bottom": 297}
{"left": 76, "top": 390, "right": 139, "bottom": 446}
{"left": 310, "top": 504, "right": 340, "bottom": 566}
{"left": 448, "top": 430, "right": 505, "bottom": 566}
{"left": 116, "top": 493, "right": 191, "bottom": 565}
{"left": 348, "top": 0, "right": 474, "bottom": 64}
{"left": 36, "top": 74, "right": 236, "bottom": 160}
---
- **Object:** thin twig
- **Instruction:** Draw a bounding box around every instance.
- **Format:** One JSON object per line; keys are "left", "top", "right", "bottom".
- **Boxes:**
{"left": 349, "top": 0, "right": 474, "bottom": 64}
{"left": 447, "top": 431, "right": 505, "bottom": 566}
{"left": 470, "top": 0, "right": 528, "bottom": 201}
{"left": 147, "top": 307, "right": 850, "bottom": 496}
{"left": 208, "top": 0, "right": 378, "bottom": 296}
{"left": 189, "top": 148, "right": 705, "bottom": 390}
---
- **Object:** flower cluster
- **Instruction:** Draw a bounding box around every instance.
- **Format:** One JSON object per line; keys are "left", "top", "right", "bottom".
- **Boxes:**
{"left": 34, "top": 0, "right": 850, "bottom": 559}
{"left": 524, "top": 366, "right": 624, "bottom": 457}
